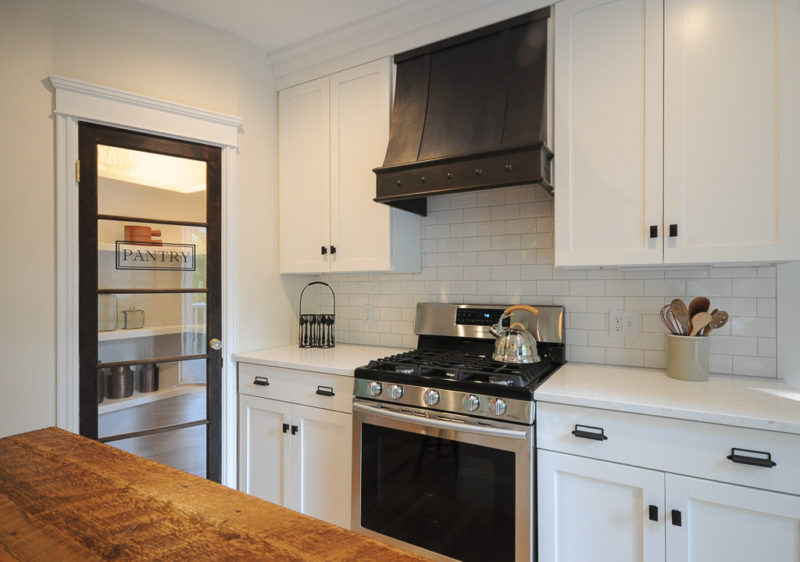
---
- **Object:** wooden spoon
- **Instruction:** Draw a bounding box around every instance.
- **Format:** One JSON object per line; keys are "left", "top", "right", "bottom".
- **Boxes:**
{"left": 671, "top": 298, "right": 690, "bottom": 335}
{"left": 687, "top": 296, "right": 710, "bottom": 333}
{"left": 701, "top": 308, "right": 718, "bottom": 335}
{"left": 689, "top": 311, "right": 713, "bottom": 336}
{"left": 702, "top": 310, "right": 729, "bottom": 335}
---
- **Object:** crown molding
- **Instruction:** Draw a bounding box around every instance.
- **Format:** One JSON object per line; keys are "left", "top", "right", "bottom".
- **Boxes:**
{"left": 270, "top": 0, "right": 551, "bottom": 90}
{"left": 48, "top": 75, "right": 242, "bottom": 147}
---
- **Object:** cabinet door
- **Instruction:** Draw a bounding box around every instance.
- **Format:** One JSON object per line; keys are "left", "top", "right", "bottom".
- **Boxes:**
{"left": 329, "top": 59, "right": 393, "bottom": 272}
{"left": 238, "top": 395, "right": 293, "bottom": 507}
{"left": 279, "top": 76, "right": 331, "bottom": 273}
{"left": 554, "top": 0, "right": 663, "bottom": 267}
{"left": 663, "top": 0, "right": 800, "bottom": 263}
{"left": 665, "top": 473, "right": 800, "bottom": 562}
{"left": 291, "top": 404, "right": 352, "bottom": 528}
{"left": 538, "top": 450, "right": 665, "bottom": 562}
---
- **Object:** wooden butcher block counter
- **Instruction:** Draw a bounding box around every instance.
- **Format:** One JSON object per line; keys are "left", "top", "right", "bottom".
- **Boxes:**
{"left": 0, "top": 427, "right": 424, "bottom": 561}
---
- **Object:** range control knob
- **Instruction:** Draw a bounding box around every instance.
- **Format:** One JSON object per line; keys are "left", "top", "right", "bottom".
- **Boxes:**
{"left": 368, "top": 381, "right": 383, "bottom": 396}
{"left": 464, "top": 394, "right": 480, "bottom": 412}
{"left": 491, "top": 398, "right": 508, "bottom": 416}
{"left": 390, "top": 384, "right": 404, "bottom": 400}
{"left": 423, "top": 388, "right": 440, "bottom": 406}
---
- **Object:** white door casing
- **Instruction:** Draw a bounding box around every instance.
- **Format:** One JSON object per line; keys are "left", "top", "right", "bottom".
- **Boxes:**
{"left": 49, "top": 75, "right": 241, "bottom": 487}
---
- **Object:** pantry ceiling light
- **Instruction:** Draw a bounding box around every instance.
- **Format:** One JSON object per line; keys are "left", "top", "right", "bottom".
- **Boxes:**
{"left": 97, "top": 145, "right": 206, "bottom": 194}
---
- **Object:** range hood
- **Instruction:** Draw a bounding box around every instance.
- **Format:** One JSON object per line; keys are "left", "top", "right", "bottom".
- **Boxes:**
{"left": 374, "top": 8, "right": 552, "bottom": 216}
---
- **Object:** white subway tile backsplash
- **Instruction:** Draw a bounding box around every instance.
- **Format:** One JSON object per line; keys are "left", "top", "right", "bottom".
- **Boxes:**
{"left": 319, "top": 186, "right": 778, "bottom": 378}
{"left": 732, "top": 277, "right": 775, "bottom": 297}
{"left": 686, "top": 278, "right": 732, "bottom": 297}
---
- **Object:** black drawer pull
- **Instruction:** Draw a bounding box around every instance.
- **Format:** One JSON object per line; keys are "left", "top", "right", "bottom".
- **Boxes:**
{"left": 648, "top": 505, "right": 658, "bottom": 522}
{"left": 572, "top": 424, "right": 608, "bottom": 441}
{"left": 649, "top": 225, "right": 658, "bottom": 238}
{"left": 291, "top": 425, "right": 299, "bottom": 435}
{"left": 671, "top": 509, "right": 682, "bottom": 527}
{"left": 727, "top": 448, "right": 776, "bottom": 468}
{"left": 253, "top": 376, "right": 269, "bottom": 386}
{"left": 282, "top": 423, "right": 289, "bottom": 433}
{"left": 315, "top": 385, "right": 335, "bottom": 397}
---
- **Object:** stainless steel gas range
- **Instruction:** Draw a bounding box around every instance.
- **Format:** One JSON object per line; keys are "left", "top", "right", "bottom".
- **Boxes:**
{"left": 351, "top": 303, "right": 565, "bottom": 562}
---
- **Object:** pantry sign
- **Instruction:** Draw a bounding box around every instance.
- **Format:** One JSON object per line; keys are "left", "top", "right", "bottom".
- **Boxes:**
{"left": 115, "top": 241, "right": 196, "bottom": 271}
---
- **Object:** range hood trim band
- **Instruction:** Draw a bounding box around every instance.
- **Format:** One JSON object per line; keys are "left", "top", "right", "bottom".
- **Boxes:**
{"left": 374, "top": 143, "right": 553, "bottom": 216}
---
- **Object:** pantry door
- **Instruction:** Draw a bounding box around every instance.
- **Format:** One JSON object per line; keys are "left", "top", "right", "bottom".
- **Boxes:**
{"left": 78, "top": 122, "right": 222, "bottom": 482}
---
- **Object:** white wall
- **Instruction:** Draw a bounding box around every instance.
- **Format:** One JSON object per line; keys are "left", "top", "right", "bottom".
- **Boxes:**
{"left": 0, "top": 0, "right": 302, "bottom": 437}
{"left": 322, "top": 185, "right": 780, "bottom": 379}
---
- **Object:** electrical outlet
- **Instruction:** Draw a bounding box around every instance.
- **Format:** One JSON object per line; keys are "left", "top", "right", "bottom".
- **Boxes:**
{"left": 609, "top": 310, "right": 641, "bottom": 337}
{"left": 362, "top": 304, "right": 374, "bottom": 323}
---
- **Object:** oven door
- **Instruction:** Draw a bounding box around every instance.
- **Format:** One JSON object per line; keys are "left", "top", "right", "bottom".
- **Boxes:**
{"left": 352, "top": 400, "right": 533, "bottom": 562}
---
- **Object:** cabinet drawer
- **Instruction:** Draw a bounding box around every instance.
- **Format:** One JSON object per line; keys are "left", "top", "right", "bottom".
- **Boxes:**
{"left": 537, "top": 402, "right": 800, "bottom": 496}
{"left": 238, "top": 363, "right": 352, "bottom": 414}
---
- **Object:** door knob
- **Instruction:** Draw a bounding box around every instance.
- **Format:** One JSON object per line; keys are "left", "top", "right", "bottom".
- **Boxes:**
{"left": 209, "top": 338, "right": 223, "bottom": 351}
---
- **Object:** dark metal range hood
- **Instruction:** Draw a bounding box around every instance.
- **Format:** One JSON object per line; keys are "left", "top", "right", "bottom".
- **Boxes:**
{"left": 374, "top": 7, "right": 552, "bottom": 216}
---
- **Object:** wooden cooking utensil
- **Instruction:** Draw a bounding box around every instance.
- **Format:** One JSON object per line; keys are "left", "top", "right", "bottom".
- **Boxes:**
{"left": 702, "top": 310, "right": 729, "bottom": 335}
{"left": 689, "top": 311, "right": 713, "bottom": 336}
{"left": 687, "top": 296, "right": 710, "bottom": 333}
{"left": 671, "top": 299, "right": 690, "bottom": 335}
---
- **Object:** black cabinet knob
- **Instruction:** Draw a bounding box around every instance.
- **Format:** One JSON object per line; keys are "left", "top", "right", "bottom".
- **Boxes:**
{"left": 291, "top": 425, "right": 299, "bottom": 435}
{"left": 648, "top": 505, "right": 658, "bottom": 521}
{"left": 649, "top": 225, "right": 658, "bottom": 238}
{"left": 282, "top": 423, "right": 289, "bottom": 433}
{"left": 321, "top": 246, "right": 327, "bottom": 255}
{"left": 330, "top": 245, "right": 336, "bottom": 255}
{"left": 669, "top": 224, "right": 678, "bottom": 237}
{"left": 671, "top": 509, "right": 682, "bottom": 527}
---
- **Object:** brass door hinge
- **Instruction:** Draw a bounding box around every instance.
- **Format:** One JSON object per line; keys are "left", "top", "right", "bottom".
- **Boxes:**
{"left": 75, "top": 159, "right": 80, "bottom": 183}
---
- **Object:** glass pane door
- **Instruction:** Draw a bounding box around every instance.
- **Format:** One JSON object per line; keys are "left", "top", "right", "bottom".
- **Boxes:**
{"left": 79, "top": 124, "right": 221, "bottom": 481}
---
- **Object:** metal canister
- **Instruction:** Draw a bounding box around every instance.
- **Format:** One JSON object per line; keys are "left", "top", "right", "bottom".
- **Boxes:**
{"left": 137, "top": 363, "right": 159, "bottom": 393}
{"left": 107, "top": 365, "right": 134, "bottom": 399}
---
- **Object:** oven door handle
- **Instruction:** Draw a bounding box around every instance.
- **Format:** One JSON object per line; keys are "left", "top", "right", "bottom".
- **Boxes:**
{"left": 353, "top": 402, "right": 529, "bottom": 440}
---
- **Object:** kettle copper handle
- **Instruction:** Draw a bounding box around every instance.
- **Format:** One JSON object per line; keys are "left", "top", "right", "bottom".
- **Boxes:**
{"left": 503, "top": 304, "right": 539, "bottom": 316}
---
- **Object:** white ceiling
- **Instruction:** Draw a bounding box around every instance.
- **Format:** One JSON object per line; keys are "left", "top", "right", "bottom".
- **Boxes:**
{"left": 134, "top": 0, "right": 420, "bottom": 53}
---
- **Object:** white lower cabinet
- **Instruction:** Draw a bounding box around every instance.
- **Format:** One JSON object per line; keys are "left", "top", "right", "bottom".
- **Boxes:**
{"left": 538, "top": 451, "right": 665, "bottom": 562}
{"left": 238, "top": 364, "right": 353, "bottom": 529}
{"left": 537, "top": 403, "right": 800, "bottom": 562}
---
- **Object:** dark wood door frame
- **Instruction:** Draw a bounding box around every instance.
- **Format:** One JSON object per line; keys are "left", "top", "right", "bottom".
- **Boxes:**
{"left": 78, "top": 122, "right": 222, "bottom": 482}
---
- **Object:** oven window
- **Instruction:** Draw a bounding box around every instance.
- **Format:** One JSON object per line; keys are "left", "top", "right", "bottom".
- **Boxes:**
{"left": 360, "top": 423, "right": 515, "bottom": 561}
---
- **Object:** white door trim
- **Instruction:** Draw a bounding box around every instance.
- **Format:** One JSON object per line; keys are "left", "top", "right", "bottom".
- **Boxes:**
{"left": 49, "top": 75, "right": 241, "bottom": 488}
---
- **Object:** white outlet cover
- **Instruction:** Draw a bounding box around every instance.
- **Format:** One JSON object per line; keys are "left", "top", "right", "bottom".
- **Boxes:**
{"left": 609, "top": 310, "right": 641, "bottom": 337}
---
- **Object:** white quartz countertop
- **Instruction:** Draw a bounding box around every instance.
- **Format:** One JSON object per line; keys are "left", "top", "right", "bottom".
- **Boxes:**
{"left": 232, "top": 344, "right": 407, "bottom": 376}
{"left": 536, "top": 363, "right": 800, "bottom": 435}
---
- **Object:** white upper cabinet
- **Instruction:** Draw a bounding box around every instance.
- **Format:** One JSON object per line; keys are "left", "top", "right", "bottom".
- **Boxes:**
{"left": 279, "top": 58, "right": 420, "bottom": 274}
{"left": 663, "top": 0, "right": 800, "bottom": 263}
{"left": 555, "top": 0, "right": 800, "bottom": 267}
{"left": 279, "top": 77, "right": 331, "bottom": 273}
{"left": 555, "top": 0, "right": 664, "bottom": 267}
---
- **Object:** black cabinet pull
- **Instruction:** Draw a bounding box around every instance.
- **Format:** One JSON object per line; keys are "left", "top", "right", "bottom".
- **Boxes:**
{"left": 727, "top": 448, "right": 776, "bottom": 468}
{"left": 321, "top": 246, "right": 328, "bottom": 255}
{"left": 669, "top": 224, "right": 678, "bottom": 237}
{"left": 571, "top": 424, "right": 608, "bottom": 441}
{"left": 648, "top": 505, "right": 658, "bottom": 522}
{"left": 282, "top": 423, "right": 289, "bottom": 433}
{"left": 315, "top": 385, "right": 335, "bottom": 397}
{"left": 330, "top": 245, "right": 336, "bottom": 255}
{"left": 671, "top": 509, "right": 682, "bottom": 527}
{"left": 649, "top": 225, "right": 658, "bottom": 238}
{"left": 253, "top": 376, "right": 269, "bottom": 386}
{"left": 291, "top": 425, "right": 299, "bottom": 435}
